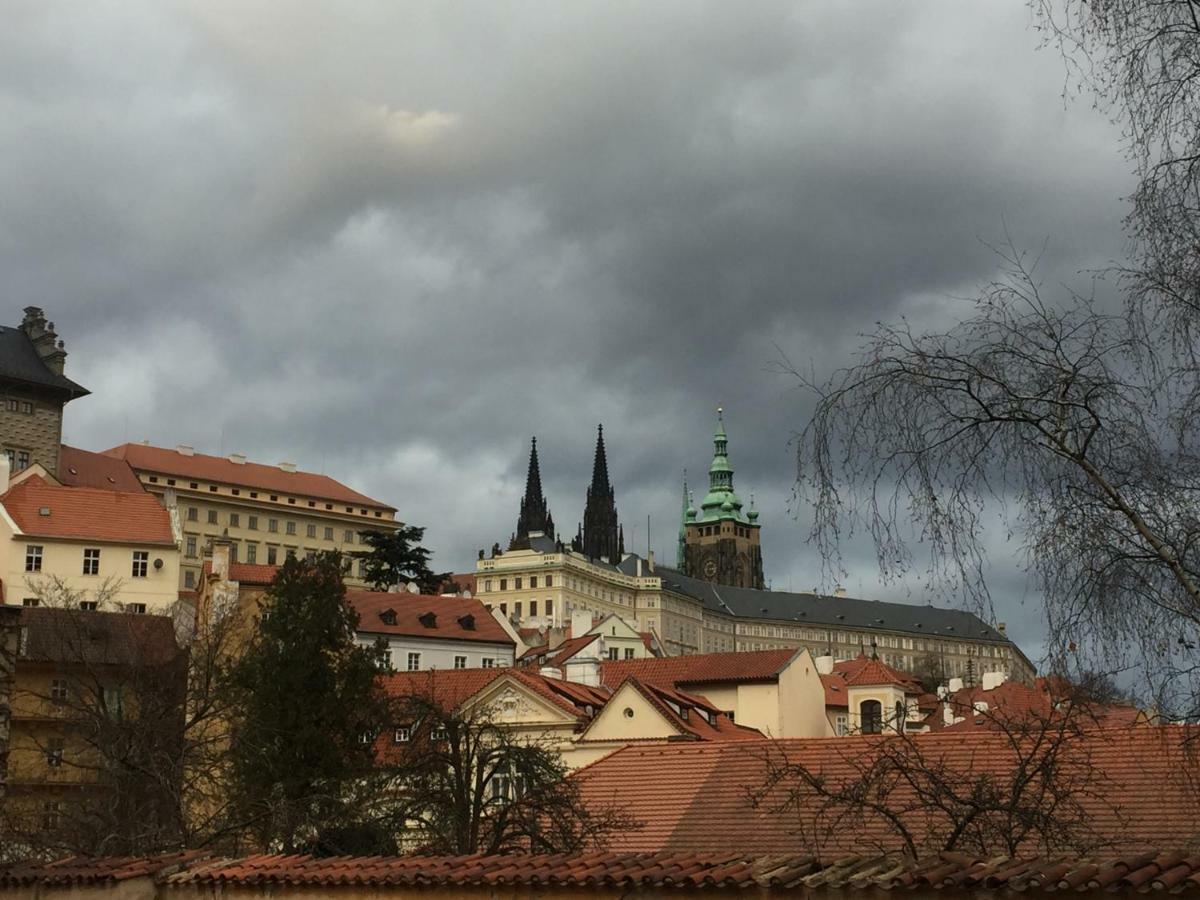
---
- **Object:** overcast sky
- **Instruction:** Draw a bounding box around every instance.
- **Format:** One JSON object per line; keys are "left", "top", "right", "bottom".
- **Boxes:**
{"left": 2, "top": 1, "right": 1133, "bottom": 664}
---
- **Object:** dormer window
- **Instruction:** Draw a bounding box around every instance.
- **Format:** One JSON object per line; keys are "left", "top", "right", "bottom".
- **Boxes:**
{"left": 379, "top": 609, "right": 397, "bottom": 626}
{"left": 419, "top": 611, "right": 437, "bottom": 628}
{"left": 457, "top": 614, "right": 475, "bottom": 631}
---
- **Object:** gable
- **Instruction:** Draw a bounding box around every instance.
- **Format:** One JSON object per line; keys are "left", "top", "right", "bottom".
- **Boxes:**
{"left": 466, "top": 675, "right": 584, "bottom": 727}
{"left": 580, "top": 681, "right": 684, "bottom": 742}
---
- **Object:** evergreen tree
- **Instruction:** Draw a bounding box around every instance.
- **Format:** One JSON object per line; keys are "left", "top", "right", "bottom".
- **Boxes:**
{"left": 224, "top": 553, "right": 392, "bottom": 852}
{"left": 354, "top": 525, "right": 449, "bottom": 594}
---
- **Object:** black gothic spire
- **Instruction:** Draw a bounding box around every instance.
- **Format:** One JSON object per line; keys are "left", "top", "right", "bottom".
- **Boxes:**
{"left": 580, "top": 424, "right": 622, "bottom": 562}
{"left": 511, "top": 437, "right": 555, "bottom": 550}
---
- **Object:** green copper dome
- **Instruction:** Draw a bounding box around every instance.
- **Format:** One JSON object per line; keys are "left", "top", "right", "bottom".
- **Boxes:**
{"left": 695, "top": 407, "right": 752, "bottom": 525}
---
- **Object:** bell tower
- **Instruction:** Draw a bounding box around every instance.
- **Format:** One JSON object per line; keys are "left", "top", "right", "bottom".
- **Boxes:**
{"left": 682, "top": 408, "right": 764, "bottom": 589}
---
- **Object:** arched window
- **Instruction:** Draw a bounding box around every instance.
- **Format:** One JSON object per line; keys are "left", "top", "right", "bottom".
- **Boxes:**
{"left": 895, "top": 700, "right": 906, "bottom": 733}
{"left": 860, "top": 700, "right": 882, "bottom": 734}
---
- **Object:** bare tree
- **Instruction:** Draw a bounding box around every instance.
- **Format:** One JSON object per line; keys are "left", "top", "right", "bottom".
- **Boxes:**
{"left": 750, "top": 691, "right": 1122, "bottom": 859}
{"left": 380, "top": 685, "right": 635, "bottom": 855}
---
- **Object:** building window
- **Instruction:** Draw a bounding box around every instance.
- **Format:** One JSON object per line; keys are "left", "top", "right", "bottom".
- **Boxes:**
{"left": 22, "top": 597, "right": 38, "bottom": 607}
{"left": 545, "top": 575, "right": 553, "bottom": 588}
{"left": 529, "top": 600, "right": 538, "bottom": 617}
{"left": 126, "top": 603, "right": 147, "bottom": 615}
{"left": 430, "top": 726, "right": 447, "bottom": 742}
{"left": 499, "top": 578, "right": 508, "bottom": 591}
{"left": 286, "top": 521, "right": 296, "bottom": 535}
{"left": 184, "top": 570, "right": 195, "bottom": 589}
{"left": 608, "top": 647, "right": 618, "bottom": 660}
{"left": 482, "top": 658, "right": 495, "bottom": 668}
{"left": 625, "top": 648, "right": 635, "bottom": 660}
{"left": 499, "top": 603, "right": 507, "bottom": 615}
{"left": 268, "top": 519, "right": 279, "bottom": 533}
{"left": 209, "top": 485, "right": 218, "bottom": 493}
{"left": 16, "top": 450, "right": 29, "bottom": 470}
{"left": 249, "top": 515, "right": 259, "bottom": 530}
{"left": 267, "top": 546, "right": 278, "bottom": 565}
{"left": 515, "top": 577, "right": 523, "bottom": 590}
{"left": 285, "top": 548, "right": 296, "bottom": 561}
{"left": 324, "top": 526, "right": 334, "bottom": 541}
{"left": 484, "top": 579, "right": 492, "bottom": 592}
{"left": 860, "top": 700, "right": 882, "bottom": 735}
{"left": 393, "top": 727, "right": 411, "bottom": 743}
{"left": 835, "top": 714, "right": 849, "bottom": 736}
{"left": 304, "top": 550, "right": 316, "bottom": 562}
{"left": 407, "top": 652, "right": 421, "bottom": 671}
{"left": 357, "top": 558, "right": 366, "bottom": 577}
{"left": 344, "top": 529, "right": 354, "bottom": 543}
{"left": 25, "top": 545, "right": 42, "bottom": 572}
{"left": 3, "top": 398, "right": 15, "bottom": 411}
{"left": 530, "top": 576, "right": 538, "bottom": 589}
{"left": 187, "top": 507, "right": 198, "bottom": 521}
{"left": 514, "top": 602, "right": 522, "bottom": 618}
{"left": 131, "top": 551, "right": 149, "bottom": 578}
{"left": 80, "top": 600, "right": 98, "bottom": 611}
{"left": 82, "top": 548, "right": 100, "bottom": 575}
{"left": 454, "top": 655, "right": 467, "bottom": 669}
{"left": 246, "top": 543, "right": 257, "bottom": 564}
{"left": 50, "top": 679, "right": 68, "bottom": 701}
{"left": 186, "top": 536, "right": 197, "bottom": 558}
{"left": 207, "top": 509, "right": 218, "bottom": 524}
{"left": 229, "top": 512, "right": 240, "bottom": 528}
{"left": 45, "top": 740, "right": 64, "bottom": 768}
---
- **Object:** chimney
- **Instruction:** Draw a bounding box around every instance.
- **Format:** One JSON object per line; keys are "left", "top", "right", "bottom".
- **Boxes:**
{"left": 212, "top": 540, "right": 232, "bottom": 581}
{"left": 539, "top": 666, "right": 563, "bottom": 681}
{"left": 981, "top": 671, "right": 1006, "bottom": 691}
{"left": 997, "top": 622, "right": 1007, "bottom": 635}
{"left": 834, "top": 585, "right": 847, "bottom": 598}
{"left": 647, "top": 550, "right": 655, "bottom": 573}
{"left": 948, "top": 677, "right": 964, "bottom": 693}
{"left": 814, "top": 654, "right": 835, "bottom": 676}
{"left": 19, "top": 307, "right": 66, "bottom": 375}
{"left": 570, "top": 610, "right": 594, "bottom": 638}
{"left": 278, "top": 461, "right": 297, "bottom": 473}
{"left": 177, "top": 444, "right": 195, "bottom": 457}
{"left": 564, "top": 653, "right": 601, "bottom": 687}
{"left": 228, "top": 453, "right": 247, "bottom": 465}
{"left": 636, "top": 558, "right": 643, "bottom": 577}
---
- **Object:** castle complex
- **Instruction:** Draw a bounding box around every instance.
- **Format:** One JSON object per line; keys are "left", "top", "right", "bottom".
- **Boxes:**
{"left": 474, "top": 411, "right": 1035, "bottom": 683}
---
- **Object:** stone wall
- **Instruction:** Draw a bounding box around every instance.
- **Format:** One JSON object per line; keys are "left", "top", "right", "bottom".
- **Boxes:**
{"left": 0, "top": 385, "right": 63, "bottom": 477}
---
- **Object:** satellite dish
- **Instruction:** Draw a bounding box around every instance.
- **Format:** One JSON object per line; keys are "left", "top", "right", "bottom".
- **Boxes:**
{"left": 153, "top": 558, "right": 164, "bottom": 570}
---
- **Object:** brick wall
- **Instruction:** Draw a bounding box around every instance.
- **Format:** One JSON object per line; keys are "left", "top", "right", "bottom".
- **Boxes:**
{"left": 0, "top": 385, "right": 64, "bottom": 477}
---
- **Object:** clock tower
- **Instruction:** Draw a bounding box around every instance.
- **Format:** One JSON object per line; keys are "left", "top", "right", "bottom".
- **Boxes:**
{"left": 681, "top": 408, "right": 765, "bottom": 589}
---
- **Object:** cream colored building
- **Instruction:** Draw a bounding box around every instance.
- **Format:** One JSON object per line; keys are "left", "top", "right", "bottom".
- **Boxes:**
{"left": 474, "top": 541, "right": 1035, "bottom": 685}
{"left": 0, "top": 462, "right": 181, "bottom": 613}
{"left": 101, "top": 443, "right": 400, "bottom": 591}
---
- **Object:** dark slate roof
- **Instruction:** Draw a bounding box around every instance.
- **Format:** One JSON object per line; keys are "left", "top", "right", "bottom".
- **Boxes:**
{"left": 0, "top": 326, "right": 88, "bottom": 397}
{"left": 13, "top": 606, "right": 182, "bottom": 667}
{"left": 616, "top": 557, "right": 1009, "bottom": 643}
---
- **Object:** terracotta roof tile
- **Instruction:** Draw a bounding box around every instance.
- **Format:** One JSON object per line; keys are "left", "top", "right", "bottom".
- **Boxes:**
{"left": 103, "top": 442, "right": 394, "bottom": 511}
{"left": 573, "top": 726, "right": 1200, "bottom": 856}
{"left": 58, "top": 445, "right": 145, "bottom": 492}
{"left": 1, "top": 476, "right": 175, "bottom": 544}
{"left": 601, "top": 648, "right": 799, "bottom": 688}
{"left": 844, "top": 657, "right": 912, "bottom": 688}
{"left": 348, "top": 590, "right": 514, "bottom": 647}
{"left": 13, "top": 606, "right": 182, "bottom": 667}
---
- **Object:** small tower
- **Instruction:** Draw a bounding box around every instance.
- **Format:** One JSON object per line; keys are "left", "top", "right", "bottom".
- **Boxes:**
{"left": 676, "top": 469, "right": 689, "bottom": 569}
{"left": 682, "top": 408, "right": 765, "bottom": 589}
{"left": 577, "top": 425, "right": 622, "bottom": 563}
{"left": 510, "top": 437, "right": 555, "bottom": 550}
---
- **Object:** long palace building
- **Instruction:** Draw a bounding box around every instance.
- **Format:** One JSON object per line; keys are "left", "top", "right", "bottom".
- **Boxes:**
{"left": 474, "top": 412, "right": 1035, "bottom": 683}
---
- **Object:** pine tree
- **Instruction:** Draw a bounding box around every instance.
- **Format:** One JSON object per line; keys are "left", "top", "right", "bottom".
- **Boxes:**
{"left": 224, "top": 553, "right": 392, "bottom": 852}
{"left": 354, "top": 525, "right": 449, "bottom": 594}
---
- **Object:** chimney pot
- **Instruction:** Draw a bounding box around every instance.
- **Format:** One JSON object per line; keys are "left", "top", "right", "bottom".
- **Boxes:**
{"left": 229, "top": 453, "right": 246, "bottom": 465}
{"left": 278, "top": 461, "right": 297, "bottom": 473}
{"left": 177, "top": 444, "right": 195, "bottom": 457}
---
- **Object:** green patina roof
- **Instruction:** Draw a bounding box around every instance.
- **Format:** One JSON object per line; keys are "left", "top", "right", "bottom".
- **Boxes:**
{"left": 692, "top": 407, "right": 755, "bottom": 525}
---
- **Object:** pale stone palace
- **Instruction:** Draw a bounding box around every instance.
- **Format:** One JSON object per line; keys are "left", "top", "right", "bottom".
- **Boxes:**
{"left": 475, "top": 413, "right": 1035, "bottom": 683}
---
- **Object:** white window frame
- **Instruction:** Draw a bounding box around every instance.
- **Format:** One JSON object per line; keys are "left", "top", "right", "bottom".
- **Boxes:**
{"left": 25, "top": 545, "right": 42, "bottom": 573}
{"left": 407, "top": 652, "right": 421, "bottom": 672}
{"left": 131, "top": 551, "right": 149, "bottom": 578}
{"left": 394, "top": 727, "right": 411, "bottom": 743}
{"left": 481, "top": 658, "right": 495, "bottom": 669}
{"left": 82, "top": 548, "right": 100, "bottom": 576}
{"left": 454, "top": 655, "right": 468, "bottom": 669}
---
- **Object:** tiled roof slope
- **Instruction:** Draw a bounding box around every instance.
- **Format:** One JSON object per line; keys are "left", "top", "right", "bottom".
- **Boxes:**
{"left": 0, "top": 325, "right": 88, "bottom": 397}
{"left": 226, "top": 563, "right": 279, "bottom": 586}
{"left": 12, "top": 850, "right": 1200, "bottom": 893}
{"left": 348, "top": 590, "right": 514, "bottom": 646}
{"left": 1, "top": 475, "right": 175, "bottom": 544}
{"left": 102, "top": 442, "right": 394, "bottom": 511}
{"left": 14, "top": 606, "right": 182, "bottom": 667}
{"left": 617, "top": 557, "right": 1011, "bottom": 642}
{"left": 573, "top": 727, "right": 1200, "bottom": 856}
{"left": 58, "top": 445, "right": 144, "bottom": 492}
{"left": 381, "top": 668, "right": 608, "bottom": 721}
{"left": 600, "top": 648, "right": 799, "bottom": 688}
{"left": 521, "top": 633, "right": 601, "bottom": 666}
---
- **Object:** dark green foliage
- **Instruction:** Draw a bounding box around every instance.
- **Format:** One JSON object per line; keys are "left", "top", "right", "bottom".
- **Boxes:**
{"left": 224, "top": 552, "right": 392, "bottom": 852}
{"left": 354, "top": 525, "right": 450, "bottom": 594}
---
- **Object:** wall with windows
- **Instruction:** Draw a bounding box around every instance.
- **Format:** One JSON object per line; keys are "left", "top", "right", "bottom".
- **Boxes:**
{"left": 0, "top": 385, "right": 64, "bottom": 478}
{"left": 0, "top": 532, "right": 180, "bottom": 613}
{"left": 356, "top": 632, "right": 514, "bottom": 672}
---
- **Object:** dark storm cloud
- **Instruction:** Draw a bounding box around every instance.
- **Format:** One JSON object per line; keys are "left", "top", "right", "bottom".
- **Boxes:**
{"left": 1, "top": 1, "right": 1131, "bottom": 665}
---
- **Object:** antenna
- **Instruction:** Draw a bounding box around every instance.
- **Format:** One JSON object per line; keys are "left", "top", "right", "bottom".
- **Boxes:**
{"left": 647, "top": 513, "right": 651, "bottom": 557}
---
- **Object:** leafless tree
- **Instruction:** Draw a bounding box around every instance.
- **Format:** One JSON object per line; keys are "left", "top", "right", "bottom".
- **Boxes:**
{"left": 750, "top": 689, "right": 1123, "bottom": 859}
{"left": 379, "top": 685, "right": 635, "bottom": 855}
{"left": 0, "top": 580, "right": 241, "bottom": 860}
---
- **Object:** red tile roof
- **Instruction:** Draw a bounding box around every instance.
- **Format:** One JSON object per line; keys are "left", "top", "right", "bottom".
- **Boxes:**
{"left": 9, "top": 850, "right": 1200, "bottom": 893}
{"left": 13, "top": 606, "right": 182, "bottom": 667}
{"left": 58, "top": 445, "right": 145, "bottom": 492}
{"left": 600, "top": 648, "right": 800, "bottom": 689}
{"left": 585, "top": 677, "right": 764, "bottom": 744}
{"left": 933, "top": 677, "right": 1146, "bottom": 732}
{"left": 573, "top": 727, "right": 1200, "bottom": 856}
{"left": 102, "top": 442, "right": 395, "bottom": 511}
{"left": 521, "top": 633, "right": 601, "bottom": 666}
{"left": 225, "top": 563, "right": 279, "bottom": 586}
{"left": 1, "top": 475, "right": 175, "bottom": 545}
{"left": 348, "top": 590, "right": 514, "bottom": 647}
{"left": 381, "top": 668, "right": 607, "bottom": 721}
{"left": 844, "top": 657, "right": 913, "bottom": 688}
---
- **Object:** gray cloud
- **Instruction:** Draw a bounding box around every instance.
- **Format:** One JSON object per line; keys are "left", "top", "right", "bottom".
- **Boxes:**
{"left": 3, "top": 1, "right": 1133, "bottom": 668}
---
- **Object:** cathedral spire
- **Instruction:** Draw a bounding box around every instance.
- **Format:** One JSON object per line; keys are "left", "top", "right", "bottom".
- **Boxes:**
{"left": 677, "top": 469, "right": 689, "bottom": 569}
{"left": 580, "top": 424, "right": 622, "bottom": 562}
{"left": 511, "top": 436, "right": 554, "bottom": 549}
